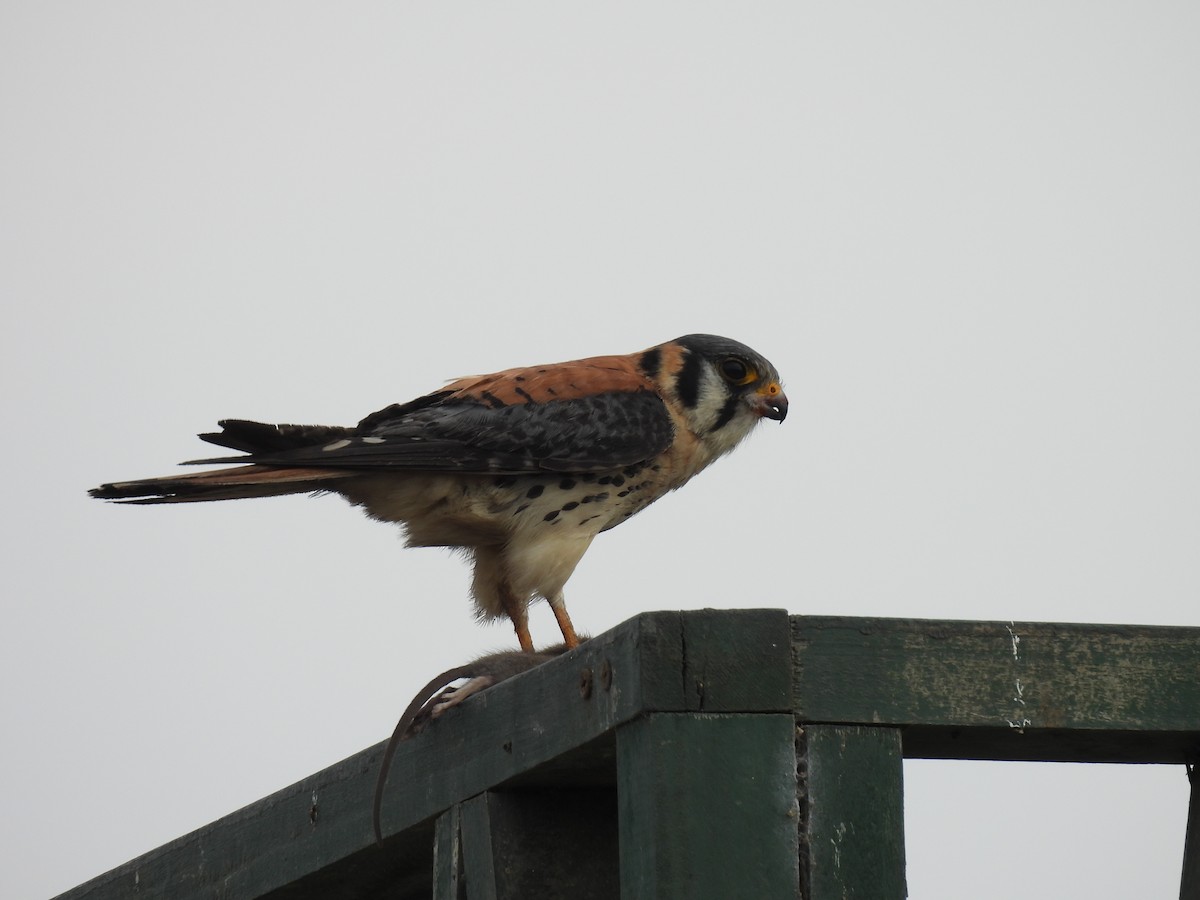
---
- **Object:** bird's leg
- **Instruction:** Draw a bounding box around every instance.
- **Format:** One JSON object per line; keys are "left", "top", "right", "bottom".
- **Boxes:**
{"left": 498, "top": 582, "right": 535, "bottom": 652}
{"left": 548, "top": 592, "right": 581, "bottom": 649}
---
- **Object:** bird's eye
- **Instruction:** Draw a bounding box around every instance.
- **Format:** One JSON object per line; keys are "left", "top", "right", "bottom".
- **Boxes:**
{"left": 719, "top": 358, "right": 755, "bottom": 385}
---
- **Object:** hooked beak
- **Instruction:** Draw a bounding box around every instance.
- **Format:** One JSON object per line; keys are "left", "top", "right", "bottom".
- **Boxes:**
{"left": 753, "top": 383, "right": 788, "bottom": 422}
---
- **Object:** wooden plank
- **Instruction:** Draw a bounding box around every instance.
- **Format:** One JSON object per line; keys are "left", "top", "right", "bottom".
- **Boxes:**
{"left": 457, "top": 795, "right": 498, "bottom": 900}
{"left": 51, "top": 614, "right": 656, "bottom": 900}
{"left": 681, "top": 608, "right": 792, "bottom": 712}
{"left": 616, "top": 713, "right": 799, "bottom": 899}
{"left": 799, "top": 725, "right": 906, "bottom": 900}
{"left": 56, "top": 610, "right": 788, "bottom": 900}
{"left": 458, "top": 790, "right": 619, "bottom": 900}
{"left": 433, "top": 805, "right": 464, "bottom": 900}
{"left": 59, "top": 611, "right": 1196, "bottom": 899}
{"left": 793, "top": 616, "right": 1200, "bottom": 762}
{"left": 1183, "top": 764, "right": 1200, "bottom": 900}
{"left": 379, "top": 609, "right": 791, "bottom": 838}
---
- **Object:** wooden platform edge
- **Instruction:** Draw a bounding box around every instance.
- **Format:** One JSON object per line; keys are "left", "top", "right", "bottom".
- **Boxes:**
{"left": 53, "top": 608, "right": 793, "bottom": 900}
{"left": 792, "top": 615, "right": 1200, "bottom": 763}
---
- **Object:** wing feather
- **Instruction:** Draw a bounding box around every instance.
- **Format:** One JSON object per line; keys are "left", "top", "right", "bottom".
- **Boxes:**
{"left": 186, "top": 358, "right": 673, "bottom": 474}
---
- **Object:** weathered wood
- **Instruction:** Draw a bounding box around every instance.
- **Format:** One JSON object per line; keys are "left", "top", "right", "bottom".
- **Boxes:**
{"left": 1183, "top": 764, "right": 1200, "bottom": 900}
{"left": 616, "top": 713, "right": 799, "bottom": 899}
{"left": 53, "top": 611, "right": 1200, "bottom": 899}
{"left": 457, "top": 789, "right": 618, "bottom": 900}
{"left": 457, "top": 795, "right": 497, "bottom": 900}
{"left": 55, "top": 609, "right": 789, "bottom": 900}
{"left": 433, "top": 805, "right": 464, "bottom": 900}
{"left": 680, "top": 607, "right": 792, "bottom": 711}
{"left": 799, "top": 725, "right": 906, "bottom": 900}
{"left": 793, "top": 616, "right": 1200, "bottom": 762}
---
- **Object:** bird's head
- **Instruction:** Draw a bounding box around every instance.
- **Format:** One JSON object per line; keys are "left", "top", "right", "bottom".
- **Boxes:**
{"left": 653, "top": 333, "right": 788, "bottom": 460}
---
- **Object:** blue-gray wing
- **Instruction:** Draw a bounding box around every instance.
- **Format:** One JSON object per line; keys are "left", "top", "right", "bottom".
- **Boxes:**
{"left": 191, "top": 361, "right": 674, "bottom": 474}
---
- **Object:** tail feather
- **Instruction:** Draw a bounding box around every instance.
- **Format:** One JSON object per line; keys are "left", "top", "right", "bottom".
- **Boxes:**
{"left": 198, "top": 419, "right": 352, "bottom": 454}
{"left": 89, "top": 465, "right": 354, "bottom": 504}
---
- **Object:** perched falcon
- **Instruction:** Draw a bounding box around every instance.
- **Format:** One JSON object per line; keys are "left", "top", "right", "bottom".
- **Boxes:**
{"left": 90, "top": 334, "right": 787, "bottom": 652}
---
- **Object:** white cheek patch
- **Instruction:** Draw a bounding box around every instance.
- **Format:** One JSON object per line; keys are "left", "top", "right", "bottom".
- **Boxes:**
{"left": 679, "top": 365, "right": 760, "bottom": 461}
{"left": 690, "top": 367, "right": 733, "bottom": 431}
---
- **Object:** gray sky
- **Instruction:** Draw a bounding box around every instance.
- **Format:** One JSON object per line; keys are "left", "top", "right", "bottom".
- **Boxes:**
{"left": 4, "top": 3, "right": 1198, "bottom": 897}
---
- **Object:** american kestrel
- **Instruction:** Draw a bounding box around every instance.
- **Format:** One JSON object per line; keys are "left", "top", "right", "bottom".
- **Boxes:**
{"left": 90, "top": 334, "right": 787, "bottom": 652}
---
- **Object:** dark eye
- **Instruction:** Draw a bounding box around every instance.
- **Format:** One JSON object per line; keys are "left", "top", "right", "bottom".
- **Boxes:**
{"left": 719, "top": 358, "right": 754, "bottom": 385}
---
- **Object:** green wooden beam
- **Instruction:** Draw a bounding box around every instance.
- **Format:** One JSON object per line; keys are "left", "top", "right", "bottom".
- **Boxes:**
{"left": 433, "top": 804, "right": 464, "bottom": 900}
{"left": 53, "top": 611, "right": 1200, "bottom": 899}
{"left": 55, "top": 609, "right": 791, "bottom": 900}
{"left": 616, "top": 713, "right": 800, "bottom": 899}
{"left": 799, "top": 725, "right": 906, "bottom": 900}
{"left": 452, "top": 789, "right": 619, "bottom": 900}
{"left": 793, "top": 616, "right": 1200, "bottom": 762}
{"left": 380, "top": 609, "right": 791, "bottom": 838}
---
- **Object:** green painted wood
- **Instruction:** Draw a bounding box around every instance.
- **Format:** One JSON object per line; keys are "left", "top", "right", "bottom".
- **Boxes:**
{"left": 1183, "top": 765, "right": 1200, "bottom": 900}
{"left": 458, "top": 790, "right": 619, "bottom": 900}
{"left": 799, "top": 725, "right": 906, "bottom": 900}
{"left": 616, "top": 713, "right": 799, "bottom": 899}
{"left": 52, "top": 739, "right": 438, "bottom": 900}
{"left": 377, "top": 608, "right": 791, "bottom": 839}
{"left": 457, "top": 795, "right": 498, "bottom": 900}
{"left": 433, "top": 805, "right": 464, "bottom": 900}
{"left": 793, "top": 616, "right": 1200, "bottom": 762}
{"left": 55, "top": 611, "right": 1200, "bottom": 899}
{"left": 681, "top": 608, "right": 792, "bottom": 711}
{"left": 55, "top": 610, "right": 787, "bottom": 900}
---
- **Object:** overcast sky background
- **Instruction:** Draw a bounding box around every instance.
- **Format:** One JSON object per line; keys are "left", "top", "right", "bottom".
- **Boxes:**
{"left": 4, "top": 3, "right": 1199, "bottom": 898}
